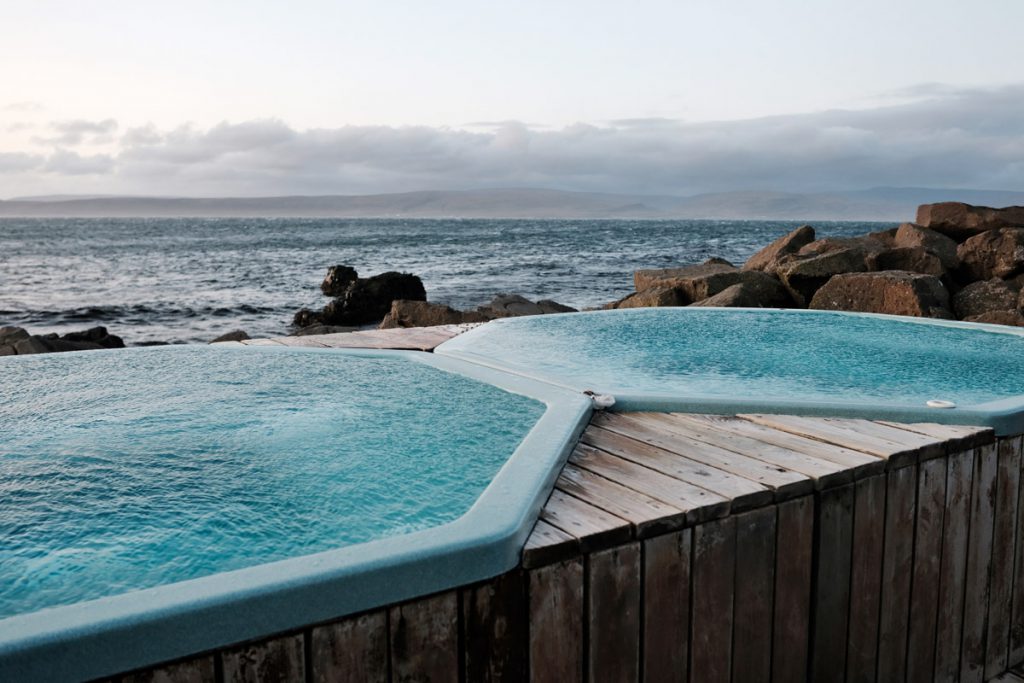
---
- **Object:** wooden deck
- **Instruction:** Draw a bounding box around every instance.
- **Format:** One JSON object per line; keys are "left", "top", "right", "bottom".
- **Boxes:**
{"left": 232, "top": 323, "right": 481, "bottom": 352}
{"left": 113, "top": 409, "right": 1024, "bottom": 683}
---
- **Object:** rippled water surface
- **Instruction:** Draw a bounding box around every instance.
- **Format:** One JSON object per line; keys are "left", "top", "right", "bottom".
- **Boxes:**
{"left": 0, "top": 346, "right": 544, "bottom": 619}
{"left": 0, "top": 218, "right": 878, "bottom": 343}
{"left": 439, "top": 309, "right": 1024, "bottom": 407}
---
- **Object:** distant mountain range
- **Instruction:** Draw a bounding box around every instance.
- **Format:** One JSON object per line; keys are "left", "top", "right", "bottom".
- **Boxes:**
{"left": 2, "top": 187, "right": 1023, "bottom": 221}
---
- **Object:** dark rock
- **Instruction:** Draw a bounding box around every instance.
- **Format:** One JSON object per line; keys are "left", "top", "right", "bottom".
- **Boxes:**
{"left": 537, "top": 299, "right": 578, "bottom": 314}
{"left": 311, "top": 271, "right": 427, "bottom": 326}
{"left": 292, "top": 308, "right": 323, "bottom": 327}
{"left": 607, "top": 286, "right": 686, "bottom": 309}
{"left": 797, "top": 235, "right": 886, "bottom": 259}
{"left": 380, "top": 300, "right": 489, "bottom": 329}
{"left": 690, "top": 273, "right": 793, "bottom": 308}
{"left": 0, "top": 326, "right": 29, "bottom": 346}
{"left": 808, "top": 271, "right": 952, "bottom": 318}
{"left": 917, "top": 202, "right": 1024, "bottom": 241}
{"left": 634, "top": 259, "right": 773, "bottom": 303}
{"left": 477, "top": 294, "right": 577, "bottom": 318}
{"left": 1, "top": 326, "right": 125, "bottom": 355}
{"left": 209, "top": 329, "right": 250, "bottom": 343}
{"left": 777, "top": 248, "right": 868, "bottom": 306}
{"left": 952, "top": 279, "right": 1020, "bottom": 319}
{"left": 320, "top": 265, "right": 359, "bottom": 296}
{"left": 743, "top": 226, "right": 816, "bottom": 273}
{"left": 61, "top": 326, "right": 125, "bottom": 349}
{"left": 893, "top": 223, "right": 959, "bottom": 270}
{"left": 963, "top": 310, "right": 1024, "bottom": 327}
{"left": 956, "top": 228, "right": 1024, "bottom": 281}
{"left": 866, "top": 247, "right": 945, "bottom": 277}
{"left": 290, "top": 324, "right": 360, "bottom": 336}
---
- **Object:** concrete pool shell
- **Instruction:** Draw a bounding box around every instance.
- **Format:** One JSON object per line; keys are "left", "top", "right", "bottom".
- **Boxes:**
{"left": 3, "top": 309, "right": 1024, "bottom": 681}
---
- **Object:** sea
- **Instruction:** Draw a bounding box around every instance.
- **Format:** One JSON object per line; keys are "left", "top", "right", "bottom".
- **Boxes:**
{"left": 0, "top": 217, "right": 885, "bottom": 345}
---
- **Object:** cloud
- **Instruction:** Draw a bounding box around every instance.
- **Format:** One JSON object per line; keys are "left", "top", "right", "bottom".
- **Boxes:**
{"left": 42, "top": 149, "right": 116, "bottom": 175}
{"left": 2, "top": 101, "right": 43, "bottom": 113}
{"left": 7, "top": 84, "right": 1024, "bottom": 195}
{"left": 34, "top": 118, "right": 119, "bottom": 146}
{"left": 0, "top": 152, "right": 43, "bottom": 173}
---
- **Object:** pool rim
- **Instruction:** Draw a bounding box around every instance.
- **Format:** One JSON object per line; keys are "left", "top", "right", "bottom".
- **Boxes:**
{"left": 0, "top": 344, "right": 592, "bottom": 683}
{"left": 436, "top": 307, "right": 1024, "bottom": 436}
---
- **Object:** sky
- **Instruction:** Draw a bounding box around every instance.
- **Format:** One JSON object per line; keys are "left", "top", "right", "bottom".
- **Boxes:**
{"left": 1, "top": 0, "right": 1022, "bottom": 198}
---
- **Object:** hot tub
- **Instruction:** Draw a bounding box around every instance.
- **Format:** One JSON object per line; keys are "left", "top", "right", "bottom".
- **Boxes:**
{"left": 437, "top": 308, "right": 1024, "bottom": 435}
{"left": 0, "top": 346, "right": 590, "bottom": 681}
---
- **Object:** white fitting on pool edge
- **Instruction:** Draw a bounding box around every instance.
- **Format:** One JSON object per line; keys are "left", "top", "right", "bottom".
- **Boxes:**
{"left": 927, "top": 399, "right": 957, "bottom": 409}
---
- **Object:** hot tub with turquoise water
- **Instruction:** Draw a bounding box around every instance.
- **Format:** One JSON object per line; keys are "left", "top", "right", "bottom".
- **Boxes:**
{"left": 437, "top": 308, "right": 1024, "bottom": 435}
{"left": 0, "top": 345, "right": 590, "bottom": 681}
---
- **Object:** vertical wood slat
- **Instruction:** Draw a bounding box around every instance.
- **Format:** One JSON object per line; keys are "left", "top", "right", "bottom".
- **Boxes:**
{"left": 846, "top": 474, "right": 886, "bottom": 683}
{"left": 529, "top": 558, "right": 584, "bottom": 683}
{"left": 116, "top": 656, "right": 216, "bottom": 683}
{"left": 987, "top": 437, "right": 1023, "bottom": 678}
{"left": 907, "top": 456, "right": 948, "bottom": 683}
{"left": 642, "top": 530, "right": 691, "bottom": 683}
{"left": 310, "top": 611, "right": 387, "bottom": 683}
{"left": 962, "top": 443, "right": 999, "bottom": 683}
{"left": 220, "top": 634, "right": 305, "bottom": 683}
{"left": 1011, "top": 442, "right": 1024, "bottom": 665}
{"left": 732, "top": 506, "right": 777, "bottom": 683}
{"left": 690, "top": 516, "right": 736, "bottom": 683}
{"left": 772, "top": 496, "right": 814, "bottom": 683}
{"left": 388, "top": 592, "right": 459, "bottom": 683}
{"left": 462, "top": 571, "right": 528, "bottom": 683}
{"left": 810, "top": 483, "right": 854, "bottom": 681}
{"left": 935, "top": 447, "right": 977, "bottom": 683}
{"left": 587, "top": 542, "right": 642, "bottom": 683}
{"left": 875, "top": 464, "right": 918, "bottom": 682}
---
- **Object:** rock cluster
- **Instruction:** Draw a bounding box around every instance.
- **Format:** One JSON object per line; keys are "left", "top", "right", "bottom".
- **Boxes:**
{"left": 608, "top": 201, "right": 1024, "bottom": 327}
{"left": 293, "top": 266, "right": 427, "bottom": 328}
{"left": 379, "top": 294, "right": 576, "bottom": 329}
{"left": 0, "top": 326, "right": 125, "bottom": 355}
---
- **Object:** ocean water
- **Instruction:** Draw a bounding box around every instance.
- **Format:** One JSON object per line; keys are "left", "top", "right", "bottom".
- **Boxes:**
{"left": 0, "top": 217, "right": 882, "bottom": 344}
{"left": 438, "top": 308, "right": 1024, "bottom": 407}
{"left": 0, "top": 346, "right": 544, "bottom": 618}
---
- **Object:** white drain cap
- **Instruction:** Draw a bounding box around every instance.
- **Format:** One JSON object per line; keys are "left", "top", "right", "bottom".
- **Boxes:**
{"left": 926, "top": 399, "right": 957, "bottom": 409}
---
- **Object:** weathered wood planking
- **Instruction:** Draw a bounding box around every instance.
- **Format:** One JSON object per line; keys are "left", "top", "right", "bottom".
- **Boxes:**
{"left": 239, "top": 323, "right": 479, "bottom": 351}
{"left": 876, "top": 464, "right": 918, "bottom": 682}
{"left": 220, "top": 633, "right": 305, "bottom": 683}
{"left": 690, "top": 517, "right": 736, "bottom": 683}
{"left": 462, "top": 570, "right": 528, "bottom": 682}
{"left": 772, "top": 496, "right": 814, "bottom": 683}
{"left": 309, "top": 611, "right": 387, "bottom": 683}
{"left": 587, "top": 543, "right": 642, "bottom": 683}
{"left": 907, "top": 456, "right": 947, "bottom": 683}
{"left": 732, "top": 506, "right": 776, "bottom": 683}
{"left": 116, "top": 656, "right": 216, "bottom": 683}
{"left": 962, "top": 443, "right": 999, "bottom": 683}
{"left": 388, "top": 592, "right": 459, "bottom": 683}
{"left": 810, "top": 483, "right": 855, "bottom": 681}
{"left": 529, "top": 559, "right": 584, "bottom": 683}
{"left": 845, "top": 474, "right": 886, "bottom": 683}
{"left": 988, "top": 436, "right": 1024, "bottom": 679}
{"left": 642, "top": 529, "right": 691, "bottom": 683}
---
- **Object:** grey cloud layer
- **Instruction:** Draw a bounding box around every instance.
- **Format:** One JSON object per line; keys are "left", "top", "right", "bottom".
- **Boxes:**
{"left": 6, "top": 85, "right": 1023, "bottom": 195}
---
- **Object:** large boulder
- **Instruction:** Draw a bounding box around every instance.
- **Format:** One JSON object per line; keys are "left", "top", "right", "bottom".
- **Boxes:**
{"left": 917, "top": 203, "right": 1024, "bottom": 241}
{"left": 2, "top": 326, "right": 126, "bottom": 355}
{"left": 320, "top": 265, "right": 359, "bottom": 296}
{"left": 963, "top": 310, "right": 1024, "bottom": 327}
{"left": 952, "top": 279, "right": 1020, "bottom": 319}
{"left": 380, "top": 300, "right": 489, "bottom": 328}
{"left": 776, "top": 248, "right": 868, "bottom": 306}
{"left": 797, "top": 235, "right": 887, "bottom": 259}
{"left": 956, "top": 228, "right": 1024, "bottom": 281}
{"left": 0, "top": 326, "right": 29, "bottom": 346}
{"left": 477, "top": 294, "right": 576, "bottom": 318}
{"left": 607, "top": 285, "right": 686, "bottom": 309}
{"left": 60, "top": 326, "right": 125, "bottom": 349}
{"left": 689, "top": 274, "right": 793, "bottom": 308}
{"left": 865, "top": 247, "right": 945, "bottom": 277}
{"left": 743, "top": 225, "right": 816, "bottom": 273}
{"left": 893, "top": 223, "right": 959, "bottom": 270}
{"left": 209, "top": 329, "right": 250, "bottom": 343}
{"left": 634, "top": 259, "right": 776, "bottom": 303}
{"left": 808, "top": 271, "right": 952, "bottom": 318}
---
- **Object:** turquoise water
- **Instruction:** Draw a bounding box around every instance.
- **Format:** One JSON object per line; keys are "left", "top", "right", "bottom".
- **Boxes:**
{"left": 0, "top": 347, "right": 544, "bottom": 620}
{"left": 440, "top": 309, "right": 1024, "bottom": 407}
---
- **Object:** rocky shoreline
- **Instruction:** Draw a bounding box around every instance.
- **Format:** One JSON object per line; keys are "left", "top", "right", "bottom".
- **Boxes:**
{"left": 4, "top": 200, "right": 1024, "bottom": 356}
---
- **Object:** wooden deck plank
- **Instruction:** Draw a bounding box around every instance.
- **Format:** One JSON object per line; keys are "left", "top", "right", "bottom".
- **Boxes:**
{"left": 907, "top": 456, "right": 947, "bottom": 683}
{"left": 462, "top": 571, "right": 528, "bottom": 682}
{"left": 522, "top": 520, "right": 578, "bottom": 569}
{"left": 628, "top": 412, "right": 854, "bottom": 487}
{"left": 690, "top": 516, "right": 736, "bottom": 683}
{"left": 670, "top": 413, "right": 886, "bottom": 477}
{"left": 935, "top": 447, "right": 977, "bottom": 683}
{"left": 556, "top": 461, "right": 688, "bottom": 539}
{"left": 310, "top": 611, "right": 387, "bottom": 683}
{"left": 772, "top": 496, "right": 813, "bottom": 683}
{"left": 876, "top": 464, "right": 918, "bottom": 682}
{"left": 1011, "top": 443, "right": 1024, "bottom": 665}
{"left": 117, "top": 656, "right": 215, "bottom": 683}
{"left": 388, "top": 592, "right": 459, "bottom": 683}
{"left": 587, "top": 543, "right": 641, "bottom": 683}
{"left": 878, "top": 421, "right": 995, "bottom": 451}
{"left": 732, "top": 506, "right": 776, "bottom": 683}
{"left": 592, "top": 413, "right": 813, "bottom": 499}
{"left": 846, "top": 474, "right": 886, "bottom": 683}
{"left": 540, "top": 488, "right": 633, "bottom": 552}
{"left": 220, "top": 634, "right": 305, "bottom": 683}
{"left": 642, "top": 530, "right": 691, "bottom": 683}
{"left": 810, "top": 483, "right": 855, "bottom": 681}
{"left": 962, "top": 443, "right": 999, "bottom": 683}
{"left": 739, "top": 414, "right": 934, "bottom": 467}
{"left": 529, "top": 559, "right": 584, "bottom": 683}
{"left": 581, "top": 426, "right": 773, "bottom": 508}
{"left": 987, "top": 437, "right": 1023, "bottom": 679}
{"left": 569, "top": 443, "right": 730, "bottom": 525}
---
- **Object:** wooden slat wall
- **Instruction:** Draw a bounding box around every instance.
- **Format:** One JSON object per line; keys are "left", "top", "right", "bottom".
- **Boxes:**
{"left": 110, "top": 416, "right": 1024, "bottom": 683}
